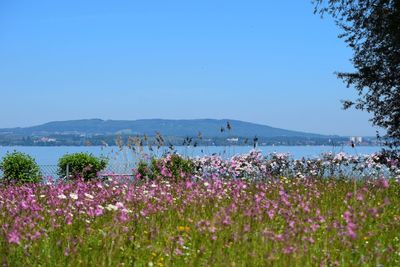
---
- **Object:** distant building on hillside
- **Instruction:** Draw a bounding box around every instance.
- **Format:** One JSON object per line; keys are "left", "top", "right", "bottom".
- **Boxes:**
{"left": 36, "top": 137, "right": 56, "bottom": 143}
{"left": 350, "top": 136, "right": 363, "bottom": 144}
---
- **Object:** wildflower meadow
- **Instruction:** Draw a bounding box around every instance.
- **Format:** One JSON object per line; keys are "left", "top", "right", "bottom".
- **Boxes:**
{"left": 0, "top": 151, "right": 399, "bottom": 266}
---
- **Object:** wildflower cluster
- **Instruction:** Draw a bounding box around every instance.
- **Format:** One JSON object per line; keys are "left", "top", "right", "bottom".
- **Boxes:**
{"left": 0, "top": 151, "right": 399, "bottom": 266}
{"left": 0, "top": 178, "right": 398, "bottom": 265}
{"left": 134, "top": 154, "right": 195, "bottom": 182}
{"left": 192, "top": 150, "right": 400, "bottom": 180}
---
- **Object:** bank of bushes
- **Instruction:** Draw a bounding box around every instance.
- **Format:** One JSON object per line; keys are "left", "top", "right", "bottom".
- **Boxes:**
{"left": 1, "top": 150, "right": 400, "bottom": 184}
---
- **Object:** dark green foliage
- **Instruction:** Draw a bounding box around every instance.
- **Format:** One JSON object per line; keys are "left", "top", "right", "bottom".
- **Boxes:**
{"left": 136, "top": 160, "right": 151, "bottom": 180}
{"left": 58, "top": 153, "right": 108, "bottom": 181}
{"left": 313, "top": 0, "right": 400, "bottom": 149}
{"left": 0, "top": 151, "right": 42, "bottom": 183}
{"left": 135, "top": 154, "right": 195, "bottom": 182}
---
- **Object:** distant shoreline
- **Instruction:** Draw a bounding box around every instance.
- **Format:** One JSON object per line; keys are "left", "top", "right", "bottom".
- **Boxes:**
{"left": 0, "top": 145, "right": 385, "bottom": 166}
{"left": 0, "top": 144, "right": 382, "bottom": 148}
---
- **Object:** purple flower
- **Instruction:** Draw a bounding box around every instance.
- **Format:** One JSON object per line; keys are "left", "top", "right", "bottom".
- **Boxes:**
{"left": 7, "top": 230, "right": 20, "bottom": 245}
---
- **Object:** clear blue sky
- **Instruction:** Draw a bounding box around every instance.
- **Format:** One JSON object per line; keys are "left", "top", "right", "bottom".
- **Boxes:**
{"left": 0, "top": 0, "right": 378, "bottom": 136}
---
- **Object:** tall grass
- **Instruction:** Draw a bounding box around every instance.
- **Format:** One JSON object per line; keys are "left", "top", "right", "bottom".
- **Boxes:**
{"left": 0, "top": 175, "right": 399, "bottom": 266}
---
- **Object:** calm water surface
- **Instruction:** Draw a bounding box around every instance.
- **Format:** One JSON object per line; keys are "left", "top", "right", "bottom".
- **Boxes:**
{"left": 0, "top": 145, "right": 384, "bottom": 166}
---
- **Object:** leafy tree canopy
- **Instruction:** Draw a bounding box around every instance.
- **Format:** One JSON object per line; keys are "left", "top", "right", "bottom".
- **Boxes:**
{"left": 313, "top": 0, "right": 400, "bottom": 149}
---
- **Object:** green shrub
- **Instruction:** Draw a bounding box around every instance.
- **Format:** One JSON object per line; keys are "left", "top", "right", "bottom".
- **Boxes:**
{"left": 135, "top": 154, "right": 195, "bottom": 182}
{"left": 0, "top": 151, "right": 42, "bottom": 184}
{"left": 58, "top": 153, "right": 108, "bottom": 181}
{"left": 136, "top": 160, "right": 152, "bottom": 180}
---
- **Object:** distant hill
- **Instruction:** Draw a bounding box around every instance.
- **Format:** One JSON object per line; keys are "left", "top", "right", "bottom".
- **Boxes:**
{"left": 0, "top": 119, "right": 330, "bottom": 138}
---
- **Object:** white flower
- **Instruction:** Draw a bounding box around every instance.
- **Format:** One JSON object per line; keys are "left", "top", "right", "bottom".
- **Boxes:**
{"left": 105, "top": 204, "right": 118, "bottom": 211}
{"left": 84, "top": 193, "right": 94, "bottom": 200}
{"left": 57, "top": 194, "right": 67, "bottom": 200}
{"left": 123, "top": 208, "right": 133, "bottom": 213}
{"left": 204, "top": 182, "right": 210, "bottom": 187}
{"left": 69, "top": 193, "right": 79, "bottom": 200}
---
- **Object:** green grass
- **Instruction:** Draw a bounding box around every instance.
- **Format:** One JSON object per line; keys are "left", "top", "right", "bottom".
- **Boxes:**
{"left": 0, "top": 177, "right": 399, "bottom": 266}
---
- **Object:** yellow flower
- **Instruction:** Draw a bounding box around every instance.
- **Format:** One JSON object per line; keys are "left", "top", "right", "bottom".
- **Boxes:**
{"left": 177, "top": 226, "right": 191, "bottom": 232}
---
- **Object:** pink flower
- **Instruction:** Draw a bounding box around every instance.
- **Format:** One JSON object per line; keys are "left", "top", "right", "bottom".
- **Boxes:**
{"left": 222, "top": 216, "right": 232, "bottom": 226}
{"left": 30, "top": 231, "right": 41, "bottom": 241}
{"left": 343, "top": 211, "right": 352, "bottom": 223}
{"left": 160, "top": 167, "right": 171, "bottom": 177}
{"left": 376, "top": 177, "right": 389, "bottom": 189}
{"left": 267, "top": 209, "right": 275, "bottom": 219}
{"left": 347, "top": 228, "right": 357, "bottom": 239}
{"left": 118, "top": 211, "right": 129, "bottom": 223}
{"left": 20, "top": 201, "right": 29, "bottom": 210}
{"left": 185, "top": 180, "right": 193, "bottom": 189}
{"left": 356, "top": 193, "right": 364, "bottom": 201}
{"left": 310, "top": 223, "right": 319, "bottom": 232}
{"left": 95, "top": 206, "right": 104, "bottom": 216}
{"left": 275, "top": 234, "right": 284, "bottom": 241}
{"left": 282, "top": 246, "right": 295, "bottom": 254}
{"left": 66, "top": 214, "right": 73, "bottom": 225}
{"left": 174, "top": 248, "right": 183, "bottom": 256}
{"left": 7, "top": 230, "right": 20, "bottom": 245}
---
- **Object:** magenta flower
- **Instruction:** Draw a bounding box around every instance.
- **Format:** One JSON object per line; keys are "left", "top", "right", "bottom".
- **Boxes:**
{"left": 347, "top": 228, "right": 357, "bottom": 239}
{"left": 267, "top": 209, "right": 275, "bottom": 219}
{"left": 343, "top": 211, "right": 352, "bottom": 224}
{"left": 174, "top": 248, "right": 183, "bottom": 256}
{"left": 118, "top": 211, "right": 129, "bottom": 223}
{"left": 377, "top": 177, "right": 390, "bottom": 189}
{"left": 95, "top": 206, "right": 104, "bottom": 217}
{"left": 7, "top": 230, "right": 20, "bottom": 245}
{"left": 282, "top": 246, "right": 295, "bottom": 254}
